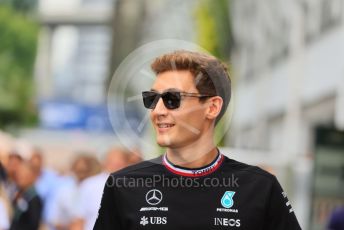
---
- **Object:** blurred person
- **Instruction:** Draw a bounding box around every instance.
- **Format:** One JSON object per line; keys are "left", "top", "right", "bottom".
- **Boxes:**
{"left": 0, "top": 163, "right": 11, "bottom": 230}
{"left": 127, "top": 148, "right": 143, "bottom": 166}
{"left": 0, "top": 194, "right": 10, "bottom": 230}
{"left": 71, "top": 147, "right": 129, "bottom": 230}
{"left": 50, "top": 153, "right": 101, "bottom": 230}
{"left": 94, "top": 50, "right": 301, "bottom": 229}
{"left": 29, "top": 148, "right": 59, "bottom": 199}
{"left": 0, "top": 131, "right": 14, "bottom": 169}
{"left": 29, "top": 148, "right": 61, "bottom": 229}
{"left": 327, "top": 206, "right": 344, "bottom": 230}
{"left": 5, "top": 154, "right": 22, "bottom": 183}
{"left": 10, "top": 161, "right": 42, "bottom": 230}
{"left": 0, "top": 162, "right": 7, "bottom": 183}
{"left": 4, "top": 153, "right": 23, "bottom": 201}
{"left": 0, "top": 187, "right": 10, "bottom": 230}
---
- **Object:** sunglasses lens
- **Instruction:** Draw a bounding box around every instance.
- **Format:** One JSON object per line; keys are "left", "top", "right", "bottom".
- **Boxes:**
{"left": 162, "top": 92, "right": 181, "bottom": 109}
{"left": 142, "top": 91, "right": 158, "bottom": 109}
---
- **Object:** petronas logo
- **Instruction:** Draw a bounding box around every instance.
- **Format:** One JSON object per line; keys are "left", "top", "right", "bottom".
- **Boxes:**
{"left": 221, "top": 191, "right": 235, "bottom": 208}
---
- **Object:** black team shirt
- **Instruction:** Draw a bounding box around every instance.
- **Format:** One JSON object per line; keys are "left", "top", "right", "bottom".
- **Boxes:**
{"left": 94, "top": 153, "right": 302, "bottom": 230}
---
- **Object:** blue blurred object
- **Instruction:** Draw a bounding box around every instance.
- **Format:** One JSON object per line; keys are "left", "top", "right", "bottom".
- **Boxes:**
{"left": 38, "top": 101, "right": 142, "bottom": 133}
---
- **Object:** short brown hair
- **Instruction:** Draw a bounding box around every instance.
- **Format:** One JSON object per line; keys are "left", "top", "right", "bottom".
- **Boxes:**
{"left": 151, "top": 50, "right": 231, "bottom": 124}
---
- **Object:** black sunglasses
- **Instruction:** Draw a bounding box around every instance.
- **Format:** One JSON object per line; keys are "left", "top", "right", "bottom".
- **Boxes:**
{"left": 142, "top": 91, "right": 215, "bottom": 110}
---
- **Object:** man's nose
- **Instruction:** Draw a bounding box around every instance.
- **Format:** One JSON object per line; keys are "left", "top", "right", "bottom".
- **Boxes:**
{"left": 153, "top": 97, "right": 168, "bottom": 115}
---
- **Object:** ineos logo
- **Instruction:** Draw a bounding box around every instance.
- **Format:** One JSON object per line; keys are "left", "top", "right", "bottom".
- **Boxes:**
{"left": 145, "top": 189, "right": 163, "bottom": 205}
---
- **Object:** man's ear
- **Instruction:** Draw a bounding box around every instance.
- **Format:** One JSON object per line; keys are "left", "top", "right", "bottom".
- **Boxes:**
{"left": 206, "top": 96, "right": 223, "bottom": 121}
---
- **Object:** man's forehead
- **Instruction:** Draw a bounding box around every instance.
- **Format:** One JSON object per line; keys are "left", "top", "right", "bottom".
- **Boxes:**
{"left": 152, "top": 70, "right": 196, "bottom": 90}
{"left": 150, "top": 88, "right": 182, "bottom": 93}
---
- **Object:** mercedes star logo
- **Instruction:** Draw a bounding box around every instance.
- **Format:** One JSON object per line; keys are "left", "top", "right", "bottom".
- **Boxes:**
{"left": 145, "top": 189, "right": 163, "bottom": 205}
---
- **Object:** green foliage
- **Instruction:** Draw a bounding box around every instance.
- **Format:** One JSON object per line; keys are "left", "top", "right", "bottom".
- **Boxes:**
{"left": 0, "top": 5, "right": 39, "bottom": 129}
{"left": 194, "top": 0, "right": 233, "bottom": 146}
{"left": 194, "top": 0, "right": 232, "bottom": 61}
{"left": 0, "top": 0, "right": 37, "bottom": 12}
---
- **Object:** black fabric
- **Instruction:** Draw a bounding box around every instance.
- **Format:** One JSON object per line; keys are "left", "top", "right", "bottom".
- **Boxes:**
{"left": 0, "top": 162, "right": 7, "bottom": 183}
{"left": 10, "top": 187, "right": 43, "bottom": 230}
{"left": 94, "top": 155, "right": 301, "bottom": 230}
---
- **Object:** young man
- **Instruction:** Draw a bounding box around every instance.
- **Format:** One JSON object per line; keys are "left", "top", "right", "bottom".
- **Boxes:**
{"left": 94, "top": 50, "right": 302, "bottom": 229}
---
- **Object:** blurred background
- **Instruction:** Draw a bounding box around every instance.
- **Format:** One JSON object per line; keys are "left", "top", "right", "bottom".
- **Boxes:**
{"left": 0, "top": 0, "right": 344, "bottom": 229}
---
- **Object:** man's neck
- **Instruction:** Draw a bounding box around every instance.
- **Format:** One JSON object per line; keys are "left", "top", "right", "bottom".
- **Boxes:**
{"left": 165, "top": 135, "right": 218, "bottom": 168}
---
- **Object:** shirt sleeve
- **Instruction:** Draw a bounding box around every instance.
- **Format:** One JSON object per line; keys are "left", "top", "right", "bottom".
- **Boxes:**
{"left": 263, "top": 176, "right": 302, "bottom": 230}
{"left": 93, "top": 175, "right": 122, "bottom": 230}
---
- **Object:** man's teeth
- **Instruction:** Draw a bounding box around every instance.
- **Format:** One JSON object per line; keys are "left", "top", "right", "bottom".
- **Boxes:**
{"left": 158, "top": 124, "right": 174, "bottom": 128}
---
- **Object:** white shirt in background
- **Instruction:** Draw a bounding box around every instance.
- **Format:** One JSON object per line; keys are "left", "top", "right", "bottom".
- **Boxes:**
{"left": 75, "top": 172, "right": 109, "bottom": 230}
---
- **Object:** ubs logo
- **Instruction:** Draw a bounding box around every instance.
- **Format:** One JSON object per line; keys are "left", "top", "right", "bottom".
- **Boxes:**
{"left": 145, "top": 189, "right": 163, "bottom": 206}
{"left": 140, "top": 216, "right": 167, "bottom": 226}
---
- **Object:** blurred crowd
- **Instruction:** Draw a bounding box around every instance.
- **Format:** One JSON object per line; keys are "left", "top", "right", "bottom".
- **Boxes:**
{"left": 0, "top": 131, "right": 142, "bottom": 230}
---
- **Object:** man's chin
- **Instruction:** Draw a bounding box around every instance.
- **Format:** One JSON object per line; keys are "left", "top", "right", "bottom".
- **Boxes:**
{"left": 156, "top": 137, "right": 173, "bottom": 147}
{"left": 156, "top": 141, "right": 170, "bottom": 147}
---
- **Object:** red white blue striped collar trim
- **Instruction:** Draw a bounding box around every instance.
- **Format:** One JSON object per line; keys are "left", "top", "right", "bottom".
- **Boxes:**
{"left": 162, "top": 153, "right": 224, "bottom": 177}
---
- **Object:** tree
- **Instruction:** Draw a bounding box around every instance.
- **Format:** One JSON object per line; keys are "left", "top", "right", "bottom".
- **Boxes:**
{"left": 0, "top": 5, "right": 38, "bottom": 129}
{"left": 194, "top": 0, "right": 233, "bottom": 61}
{"left": 194, "top": 0, "right": 233, "bottom": 146}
